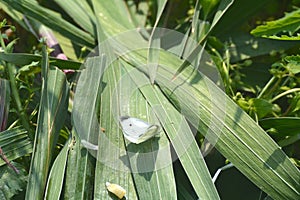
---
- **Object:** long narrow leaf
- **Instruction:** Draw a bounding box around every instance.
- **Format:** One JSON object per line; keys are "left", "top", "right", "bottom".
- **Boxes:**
{"left": 116, "top": 47, "right": 300, "bottom": 199}
{"left": 117, "top": 61, "right": 177, "bottom": 199}
{"left": 54, "top": 0, "right": 96, "bottom": 34}
{"left": 0, "top": 127, "right": 32, "bottom": 167}
{"left": 0, "top": 53, "right": 82, "bottom": 70}
{"left": 122, "top": 61, "right": 220, "bottom": 199}
{"left": 172, "top": 0, "right": 234, "bottom": 79}
{"left": 92, "top": 0, "right": 136, "bottom": 37}
{"left": 25, "top": 46, "right": 69, "bottom": 199}
{"left": 147, "top": 0, "right": 168, "bottom": 83}
{"left": 63, "top": 130, "right": 95, "bottom": 200}
{"left": 45, "top": 136, "right": 72, "bottom": 199}
{"left": 1, "top": 0, "right": 94, "bottom": 47}
{"left": 0, "top": 79, "right": 10, "bottom": 131}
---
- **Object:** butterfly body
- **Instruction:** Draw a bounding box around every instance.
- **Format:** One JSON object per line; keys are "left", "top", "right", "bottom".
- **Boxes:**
{"left": 119, "top": 116, "right": 160, "bottom": 144}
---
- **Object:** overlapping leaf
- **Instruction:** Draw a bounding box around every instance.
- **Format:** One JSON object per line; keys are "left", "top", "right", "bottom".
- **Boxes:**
{"left": 25, "top": 46, "right": 69, "bottom": 199}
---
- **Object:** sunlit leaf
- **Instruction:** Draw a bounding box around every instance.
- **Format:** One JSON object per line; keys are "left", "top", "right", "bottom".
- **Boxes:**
{"left": 25, "top": 46, "right": 69, "bottom": 199}
{"left": 45, "top": 136, "right": 71, "bottom": 199}
{"left": 251, "top": 9, "right": 300, "bottom": 37}
{"left": 1, "top": 0, "right": 94, "bottom": 47}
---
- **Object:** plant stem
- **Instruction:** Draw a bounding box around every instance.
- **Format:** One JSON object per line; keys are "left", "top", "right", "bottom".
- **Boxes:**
{"left": 6, "top": 63, "right": 33, "bottom": 140}
{"left": 270, "top": 88, "right": 300, "bottom": 103}
{"left": 257, "top": 76, "right": 276, "bottom": 99}
{"left": 1, "top": 26, "right": 33, "bottom": 140}
{"left": 0, "top": 146, "right": 19, "bottom": 174}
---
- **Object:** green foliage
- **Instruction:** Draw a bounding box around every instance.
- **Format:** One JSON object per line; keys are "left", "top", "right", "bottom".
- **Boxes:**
{"left": 251, "top": 9, "right": 300, "bottom": 40}
{"left": 0, "top": 162, "right": 27, "bottom": 200}
{"left": 0, "top": 0, "right": 299, "bottom": 199}
{"left": 0, "top": 127, "right": 32, "bottom": 167}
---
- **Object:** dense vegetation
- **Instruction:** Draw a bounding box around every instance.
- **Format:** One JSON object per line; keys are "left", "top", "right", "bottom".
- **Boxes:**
{"left": 0, "top": 0, "right": 299, "bottom": 199}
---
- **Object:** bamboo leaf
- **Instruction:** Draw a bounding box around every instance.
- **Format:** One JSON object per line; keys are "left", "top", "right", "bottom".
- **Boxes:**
{"left": 63, "top": 130, "right": 95, "bottom": 200}
{"left": 118, "top": 63, "right": 177, "bottom": 199}
{"left": 135, "top": 50, "right": 300, "bottom": 199}
{"left": 0, "top": 53, "right": 82, "bottom": 70}
{"left": 25, "top": 46, "right": 69, "bottom": 199}
{"left": 1, "top": 0, "right": 94, "bottom": 47}
{"left": 0, "top": 127, "right": 32, "bottom": 167}
{"left": 91, "top": 0, "right": 136, "bottom": 37}
{"left": 72, "top": 55, "right": 138, "bottom": 199}
{"left": 121, "top": 61, "right": 220, "bottom": 199}
{"left": 0, "top": 78, "right": 10, "bottom": 131}
{"left": 172, "top": 0, "right": 234, "bottom": 80}
{"left": 45, "top": 136, "right": 72, "bottom": 200}
{"left": 54, "top": 0, "right": 96, "bottom": 34}
{"left": 147, "top": 0, "right": 168, "bottom": 83}
{"left": 89, "top": 22, "right": 300, "bottom": 197}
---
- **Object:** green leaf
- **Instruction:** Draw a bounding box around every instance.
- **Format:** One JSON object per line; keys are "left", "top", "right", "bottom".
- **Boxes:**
{"left": 25, "top": 46, "right": 69, "bottom": 199}
{"left": 260, "top": 117, "right": 300, "bottom": 137}
{"left": 248, "top": 98, "right": 278, "bottom": 119}
{"left": 121, "top": 61, "right": 220, "bottom": 199}
{"left": 72, "top": 55, "right": 177, "bottom": 199}
{"left": 0, "top": 162, "right": 27, "bottom": 199}
{"left": 0, "top": 127, "right": 32, "bottom": 167}
{"left": 1, "top": 0, "right": 94, "bottom": 48}
{"left": 119, "top": 46, "right": 300, "bottom": 199}
{"left": 147, "top": 0, "right": 167, "bottom": 83}
{"left": 91, "top": 0, "right": 136, "bottom": 37}
{"left": 0, "top": 53, "right": 82, "bottom": 70}
{"left": 251, "top": 9, "right": 300, "bottom": 38}
{"left": 172, "top": 0, "right": 233, "bottom": 80}
{"left": 63, "top": 130, "right": 95, "bottom": 200}
{"left": 72, "top": 21, "right": 219, "bottom": 199}
{"left": 119, "top": 63, "right": 177, "bottom": 199}
{"left": 72, "top": 56, "right": 138, "bottom": 200}
{"left": 85, "top": 18, "right": 300, "bottom": 197}
{"left": 44, "top": 136, "right": 71, "bottom": 199}
{"left": 285, "top": 55, "right": 300, "bottom": 74}
{"left": 0, "top": 79, "right": 10, "bottom": 131}
{"left": 54, "top": 0, "right": 96, "bottom": 35}
{"left": 125, "top": 0, "right": 149, "bottom": 28}
{"left": 268, "top": 34, "right": 300, "bottom": 41}
{"left": 156, "top": 54, "right": 300, "bottom": 200}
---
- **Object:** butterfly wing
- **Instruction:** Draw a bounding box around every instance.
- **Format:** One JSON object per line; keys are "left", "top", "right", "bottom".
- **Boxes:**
{"left": 136, "top": 124, "right": 160, "bottom": 144}
{"left": 119, "top": 116, "right": 160, "bottom": 144}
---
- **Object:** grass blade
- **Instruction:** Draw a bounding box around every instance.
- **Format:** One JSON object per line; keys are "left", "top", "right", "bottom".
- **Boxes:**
{"left": 25, "top": 46, "right": 69, "bottom": 199}
{"left": 63, "top": 130, "right": 95, "bottom": 200}
{"left": 45, "top": 136, "right": 71, "bottom": 199}
{"left": 0, "top": 127, "right": 32, "bottom": 167}
{"left": 122, "top": 61, "right": 220, "bottom": 199}
{"left": 2, "top": 0, "right": 94, "bottom": 47}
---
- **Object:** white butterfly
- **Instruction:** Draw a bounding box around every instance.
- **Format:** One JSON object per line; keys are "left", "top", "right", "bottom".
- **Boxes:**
{"left": 119, "top": 116, "right": 160, "bottom": 144}
{"left": 81, "top": 139, "right": 98, "bottom": 150}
